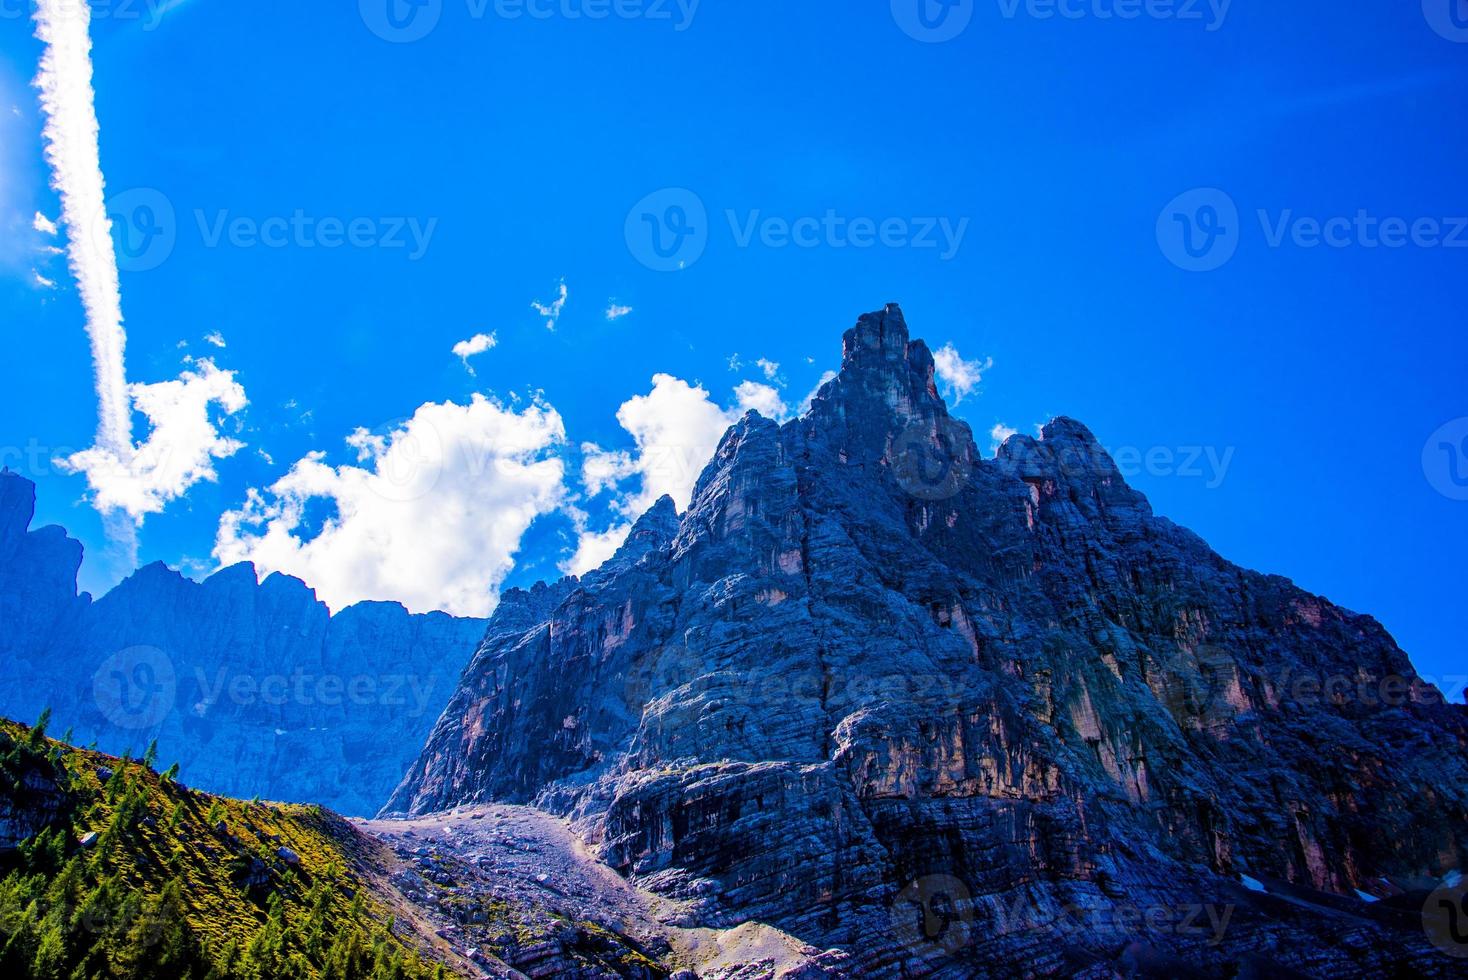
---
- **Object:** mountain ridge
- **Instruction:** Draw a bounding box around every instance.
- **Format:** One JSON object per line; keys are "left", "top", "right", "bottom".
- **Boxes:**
{"left": 0, "top": 473, "right": 486, "bottom": 816}
{"left": 387, "top": 303, "right": 1468, "bottom": 976}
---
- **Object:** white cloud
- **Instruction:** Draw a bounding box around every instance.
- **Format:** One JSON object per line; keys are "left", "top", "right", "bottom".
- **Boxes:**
{"left": 726, "top": 353, "right": 742, "bottom": 372}
{"left": 570, "top": 372, "right": 787, "bottom": 574}
{"left": 734, "top": 380, "right": 788, "bottom": 420}
{"left": 932, "top": 343, "right": 993, "bottom": 405}
{"left": 561, "top": 520, "right": 633, "bottom": 577}
{"left": 581, "top": 374, "right": 738, "bottom": 519}
{"left": 990, "top": 422, "right": 1019, "bottom": 454}
{"left": 34, "top": 1, "right": 132, "bottom": 461}
{"left": 33, "top": 212, "right": 58, "bottom": 236}
{"left": 214, "top": 395, "right": 566, "bottom": 617}
{"left": 532, "top": 279, "right": 568, "bottom": 331}
{"left": 204, "top": 330, "right": 227, "bottom": 348}
{"left": 605, "top": 303, "right": 633, "bottom": 321}
{"left": 451, "top": 332, "right": 497, "bottom": 372}
{"left": 799, "top": 370, "right": 838, "bottom": 414}
{"left": 755, "top": 358, "right": 782, "bottom": 382}
{"left": 60, "top": 358, "right": 248, "bottom": 522}
{"left": 33, "top": 271, "right": 56, "bottom": 289}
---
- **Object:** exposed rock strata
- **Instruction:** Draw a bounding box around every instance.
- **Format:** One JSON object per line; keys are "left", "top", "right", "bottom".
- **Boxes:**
{"left": 390, "top": 305, "right": 1468, "bottom": 975}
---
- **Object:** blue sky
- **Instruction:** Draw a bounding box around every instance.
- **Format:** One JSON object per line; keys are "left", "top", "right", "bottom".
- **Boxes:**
{"left": 1, "top": 2, "right": 1465, "bottom": 688}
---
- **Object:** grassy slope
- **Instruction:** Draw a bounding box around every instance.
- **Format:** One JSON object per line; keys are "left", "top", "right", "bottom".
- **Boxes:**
{"left": 0, "top": 716, "right": 464, "bottom": 980}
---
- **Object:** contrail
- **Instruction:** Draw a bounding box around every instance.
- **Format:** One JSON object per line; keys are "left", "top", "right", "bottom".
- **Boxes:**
{"left": 33, "top": 1, "right": 133, "bottom": 462}
{"left": 34, "top": 0, "right": 140, "bottom": 562}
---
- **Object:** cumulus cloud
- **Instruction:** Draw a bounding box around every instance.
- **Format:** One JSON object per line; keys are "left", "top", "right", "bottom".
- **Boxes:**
{"left": 214, "top": 396, "right": 566, "bottom": 617}
{"left": 532, "top": 279, "right": 568, "bottom": 331}
{"left": 451, "top": 332, "right": 497, "bottom": 372}
{"left": 33, "top": 212, "right": 58, "bottom": 236}
{"left": 204, "top": 331, "right": 226, "bottom": 348}
{"left": 561, "top": 519, "right": 634, "bottom": 577}
{"left": 734, "top": 380, "right": 788, "bottom": 420}
{"left": 568, "top": 370, "right": 807, "bottom": 575}
{"left": 933, "top": 342, "right": 993, "bottom": 405}
{"left": 990, "top": 422, "right": 1019, "bottom": 454}
{"left": 605, "top": 303, "right": 633, "bottom": 321}
{"left": 60, "top": 358, "right": 248, "bottom": 522}
{"left": 33, "top": 272, "right": 56, "bottom": 289}
{"left": 755, "top": 358, "right": 782, "bottom": 382}
{"left": 580, "top": 374, "right": 738, "bottom": 520}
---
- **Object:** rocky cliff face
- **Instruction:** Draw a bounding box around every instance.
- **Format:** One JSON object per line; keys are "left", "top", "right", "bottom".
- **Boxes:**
{"left": 0, "top": 471, "right": 484, "bottom": 816}
{"left": 389, "top": 304, "right": 1468, "bottom": 976}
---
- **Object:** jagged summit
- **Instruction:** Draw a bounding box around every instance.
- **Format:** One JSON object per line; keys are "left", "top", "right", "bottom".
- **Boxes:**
{"left": 390, "top": 304, "right": 1468, "bottom": 975}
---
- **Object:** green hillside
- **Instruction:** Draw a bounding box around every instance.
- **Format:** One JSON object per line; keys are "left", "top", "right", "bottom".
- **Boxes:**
{"left": 0, "top": 714, "right": 461, "bottom": 980}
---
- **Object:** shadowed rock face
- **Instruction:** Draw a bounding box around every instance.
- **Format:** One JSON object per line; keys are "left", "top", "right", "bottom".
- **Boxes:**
{"left": 388, "top": 305, "right": 1468, "bottom": 975}
{"left": 0, "top": 470, "right": 484, "bottom": 816}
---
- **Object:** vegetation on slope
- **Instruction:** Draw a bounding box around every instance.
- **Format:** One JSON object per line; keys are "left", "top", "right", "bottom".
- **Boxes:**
{"left": 0, "top": 714, "right": 458, "bottom": 980}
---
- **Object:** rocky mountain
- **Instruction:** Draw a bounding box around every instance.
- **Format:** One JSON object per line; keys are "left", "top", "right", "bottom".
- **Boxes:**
{"left": 0, "top": 471, "right": 484, "bottom": 816}
{"left": 388, "top": 304, "right": 1468, "bottom": 976}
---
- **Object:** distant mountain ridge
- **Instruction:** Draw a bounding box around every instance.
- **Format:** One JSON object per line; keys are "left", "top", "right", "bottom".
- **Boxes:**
{"left": 388, "top": 304, "right": 1468, "bottom": 976}
{"left": 0, "top": 470, "right": 485, "bottom": 816}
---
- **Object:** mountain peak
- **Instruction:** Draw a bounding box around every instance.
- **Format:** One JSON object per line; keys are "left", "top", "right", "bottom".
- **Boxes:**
{"left": 806, "top": 303, "right": 967, "bottom": 465}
